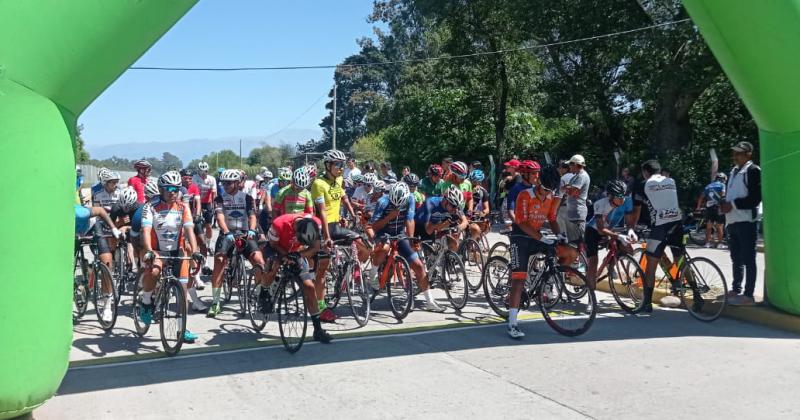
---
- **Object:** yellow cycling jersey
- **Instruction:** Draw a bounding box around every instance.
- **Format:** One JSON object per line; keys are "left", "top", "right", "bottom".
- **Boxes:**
{"left": 311, "top": 175, "right": 345, "bottom": 223}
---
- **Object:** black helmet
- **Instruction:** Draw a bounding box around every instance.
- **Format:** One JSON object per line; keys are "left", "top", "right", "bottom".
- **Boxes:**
{"left": 179, "top": 168, "right": 193, "bottom": 177}
{"left": 402, "top": 173, "right": 420, "bottom": 186}
{"left": 295, "top": 217, "right": 320, "bottom": 247}
{"left": 606, "top": 180, "right": 627, "bottom": 198}
{"left": 715, "top": 172, "right": 728, "bottom": 182}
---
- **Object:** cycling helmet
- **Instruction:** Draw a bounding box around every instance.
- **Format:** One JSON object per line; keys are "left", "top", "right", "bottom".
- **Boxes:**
{"left": 198, "top": 161, "right": 209, "bottom": 172}
{"left": 715, "top": 172, "right": 728, "bottom": 182}
{"left": 278, "top": 167, "right": 292, "bottom": 182}
{"left": 217, "top": 167, "right": 225, "bottom": 174}
{"left": 428, "top": 164, "right": 443, "bottom": 177}
{"left": 179, "top": 168, "right": 193, "bottom": 177}
{"left": 292, "top": 167, "right": 312, "bottom": 189}
{"left": 259, "top": 166, "right": 268, "bottom": 175}
{"left": 444, "top": 185, "right": 465, "bottom": 209}
{"left": 389, "top": 182, "right": 411, "bottom": 207}
{"left": 606, "top": 180, "right": 627, "bottom": 198}
{"left": 323, "top": 149, "right": 347, "bottom": 163}
{"left": 119, "top": 187, "right": 139, "bottom": 211}
{"left": 363, "top": 173, "right": 377, "bottom": 186}
{"left": 100, "top": 171, "right": 121, "bottom": 184}
{"left": 450, "top": 161, "right": 468, "bottom": 178}
{"left": 254, "top": 174, "right": 264, "bottom": 183}
{"left": 295, "top": 216, "right": 320, "bottom": 247}
{"left": 469, "top": 169, "right": 485, "bottom": 182}
{"left": 351, "top": 173, "right": 364, "bottom": 184}
{"left": 344, "top": 178, "right": 354, "bottom": 189}
{"left": 373, "top": 180, "right": 386, "bottom": 193}
{"left": 305, "top": 164, "right": 318, "bottom": 179}
{"left": 158, "top": 170, "right": 181, "bottom": 187}
{"left": 220, "top": 169, "right": 242, "bottom": 182}
{"left": 76, "top": 165, "right": 82, "bottom": 175}
{"left": 402, "top": 173, "right": 420, "bottom": 186}
{"left": 97, "top": 167, "right": 110, "bottom": 181}
{"left": 134, "top": 159, "right": 152, "bottom": 170}
{"left": 517, "top": 160, "right": 541, "bottom": 173}
{"left": 145, "top": 179, "right": 160, "bottom": 199}
{"left": 263, "top": 170, "right": 273, "bottom": 179}
{"left": 383, "top": 176, "right": 397, "bottom": 184}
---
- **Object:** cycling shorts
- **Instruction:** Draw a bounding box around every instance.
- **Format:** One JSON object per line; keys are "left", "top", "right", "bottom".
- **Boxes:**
{"left": 584, "top": 227, "right": 602, "bottom": 258}
{"left": 509, "top": 234, "right": 551, "bottom": 280}
{"left": 704, "top": 206, "right": 725, "bottom": 225}
{"left": 92, "top": 221, "right": 113, "bottom": 255}
{"left": 152, "top": 249, "right": 189, "bottom": 280}
{"left": 201, "top": 203, "right": 214, "bottom": 226}
{"left": 328, "top": 222, "right": 360, "bottom": 242}
{"left": 215, "top": 233, "right": 260, "bottom": 258}
{"left": 645, "top": 221, "right": 684, "bottom": 259}
{"left": 375, "top": 233, "right": 419, "bottom": 262}
{"left": 258, "top": 208, "right": 272, "bottom": 235}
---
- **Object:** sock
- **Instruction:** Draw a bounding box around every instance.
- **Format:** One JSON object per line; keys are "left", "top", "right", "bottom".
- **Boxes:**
{"left": 188, "top": 287, "right": 200, "bottom": 304}
{"left": 212, "top": 287, "right": 221, "bottom": 304}
{"left": 142, "top": 291, "right": 153, "bottom": 305}
{"left": 508, "top": 308, "right": 519, "bottom": 327}
{"left": 311, "top": 313, "right": 322, "bottom": 331}
{"left": 318, "top": 299, "right": 327, "bottom": 312}
{"left": 423, "top": 289, "right": 434, "bottom": 303}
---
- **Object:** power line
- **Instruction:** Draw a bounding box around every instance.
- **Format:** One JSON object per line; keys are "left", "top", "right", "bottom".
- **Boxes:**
{"left": 273, "top": 91, "right": 328, "bottom": 135}
{"left": 129, "top": 19, "right": 691, "bottom": 72}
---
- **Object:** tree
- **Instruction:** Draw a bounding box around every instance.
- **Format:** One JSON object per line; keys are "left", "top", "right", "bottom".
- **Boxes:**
{"left": 74, "top": 124, "right": 90, "bottom": 162}
{"left": 353, "top": 132, "right": 388, "bottom": 163}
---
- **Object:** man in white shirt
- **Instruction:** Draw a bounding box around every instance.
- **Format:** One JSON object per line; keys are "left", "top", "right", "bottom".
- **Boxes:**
{"left": 344, "top": 157, "right": 361, "bottom": 180}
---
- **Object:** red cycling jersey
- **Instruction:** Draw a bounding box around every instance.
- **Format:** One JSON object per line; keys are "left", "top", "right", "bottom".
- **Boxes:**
{"left": 268, "top": 214, "right": 321, "bottom": 253}
{"left": 127, "top": 175, "right": 147, "bottom": 203}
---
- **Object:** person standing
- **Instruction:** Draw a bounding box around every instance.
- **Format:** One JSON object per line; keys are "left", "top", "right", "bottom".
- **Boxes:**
{"left": 563, "top": 155, "right": 591, "bottom": 247}
{"left": 344, "top": 157, "right": 361, "bottom": 180}
{"left": 721, "top": 141, "right": 762, "bottom": 305}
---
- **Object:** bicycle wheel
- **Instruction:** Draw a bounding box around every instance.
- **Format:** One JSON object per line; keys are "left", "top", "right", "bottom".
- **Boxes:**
{"left": 539, "top": 266, "right": 596, "bottom": 336}
{"left": 442, "top": 251, "right": 469, "bottom": 310}
{"left": 132, "top": 273, "right": 150, "bottom": 336}
{"left": 73, "top": 258, "right": 90, "bottom": 321}
{"left": 680, "top": 256, "right": 727, "bottom": 322}
{"left": 246, "top": 271, "right": 268, "bottom": 331}
{"left": 93, "top": 263, "right": 118, "bottom": 331}
{"left": 114, "top": 245, "right": 127, "bottom": 296}
{"left": 386, "top": 256, "right": 414, "bottom": 320}
{"left": 488, "top": 242, "right": 510, "bottom": 261}
{"left": 609, "top": 254, "right": 643, "bottom": 313}
{"left": 345, "top": 262, "right": 370, "bottom": 326}
{"left": 563, "top": 252, "right": 589, "bottom": 300}
{"left": 462, "top": 239, "right": 485, "bottom": 292}
{"left": 222, "top": 263, "right": 232, "bottom": 303}
{"left": 159, "top": 278, "right": 187, "bottom": 356}
{"left": 482, "top": 256, "right": 511, "bottom": 318}
{"left": 324, "top": 263, "right": 342, "bottom": 309}
{"left": 479, "top": 234, "right": 490, "bottom": 254}
{"left": 235, "top": 258, "right": 248, "bottom": 316}
{"left": 277, "top": 275, "right": 307, "bottom": 353}
{"left": 420, "top": 242, "right": 437, "bottom": 272}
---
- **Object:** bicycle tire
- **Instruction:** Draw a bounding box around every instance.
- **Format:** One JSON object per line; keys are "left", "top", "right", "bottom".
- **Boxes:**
{"left": 159, "top": 278, "right": 187, "bottom": 356}
{"left": 235, "top": 257, "right": 248, "bottom": 316}
{"left": 482, "top": 256, "right": 511, "bottom": 318}
{"left": 324, "top": 263, "right": 342, "bottom": 309}
{"left": 73, "top": 257, "right": 90, "bottom": 321}
{"left": 462, "top": 238, "right": 485, "bottom": 292}
{"left": 419, "top": 242, "right": 437, "bottom": 273}
{"left": 246, "top": 271, "right": 268, "bottom": 331}
{"left": 539, "top": 266, "right": 597, "bottom": 336}
{"left": 132, "top": 273, "right": 150, "bottom": 336}
{"left": 386, "top": 256, "right": 414, "bottom": 320}
{"left": 114, "top": 246, "right": 126, "bottom": 296}
{"left": 563, "top": 252, "right": 589, "bottom": 300}
{"left": 345, "top": 262, "right": 370, "bottom": 326}
{"left": 277, "top": 275, "right": 308, "bottom": 353}
{"left": 488, "top": 241, "right": 510, "bottom": 261}
{"left": 93, "top": 263, "right": 118, "bottom": 331}
{"left": 442, "top": 251, "right": 469, "bottom": 310}
{"left": 680, "top": 256, "right": 728, "bottom": 322}
{"left": 609, "top": 254, "right": 643, "bottom": 314}
{"left": 222, "top": 262, "right": 232, "bottom": 303}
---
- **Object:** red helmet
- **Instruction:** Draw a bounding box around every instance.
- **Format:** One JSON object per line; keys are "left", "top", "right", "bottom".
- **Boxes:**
{"left": 517, "top": 160, "right": 541, "bottom": 173}
{"left": 450, "top": 161, "right": 468, "bottom": 178}
{"left": 428, "top": 164, "right": 443, "bottom": 177}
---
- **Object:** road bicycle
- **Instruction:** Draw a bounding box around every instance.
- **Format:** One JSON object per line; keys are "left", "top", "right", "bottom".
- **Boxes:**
{"left": 323, "top": 237, "right": 371, "bottom": 326}
{"left": 222, "top": 233, "right": 249, "bottom": 316}
{"left": 368, "top": 234, "right": 417, "bottom": 320}
{"left": 418, "top": 226, "right": 469, "bottom": 310}
{"left": 73, "top": 235, "right": 118, "bottom": 331}
{"left": 113, "top": 232, "right": 138, "bottom": 297}
{"left": 586, "top": 231, "right": 645, "bottom": 313}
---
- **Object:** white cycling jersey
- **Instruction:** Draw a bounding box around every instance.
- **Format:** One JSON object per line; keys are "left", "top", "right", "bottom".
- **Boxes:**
{"left": 92, "top": 187, "right": 121, "bottom": 211}
{"left": 635, "top": 175, "right": 681, "bottom": 226}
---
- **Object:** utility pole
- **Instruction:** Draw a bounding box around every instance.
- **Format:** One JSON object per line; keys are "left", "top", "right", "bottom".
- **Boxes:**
{"left": 332, "top": 81, "right": 337, "bottom": 150}
{"left": 239, "top": 139, "right": 242, "bottom": 168}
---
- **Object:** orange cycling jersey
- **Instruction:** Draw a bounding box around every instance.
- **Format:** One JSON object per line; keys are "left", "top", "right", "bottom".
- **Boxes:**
{"left": 513, "top": 186, "right": 559, "bottom": 231}
{"left": 142, "top": 200, "right": 193, "bottom": 252}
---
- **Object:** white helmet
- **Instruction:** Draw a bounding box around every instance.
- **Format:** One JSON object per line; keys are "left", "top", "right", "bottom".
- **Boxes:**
{"left": 198, "top": 161, "right": 209, "bottom": 171}
{"left": 373, "top": 180, "right": 386, "bottom": 192}
{"left": 158, "top": 170, "right": 181, "bottom": 187}
{"left": 278, "top": 167, "right": 292, "bottom": 181}
{"left": 220, "top": 169, "right": 242, "bottom": 182}
{"left": 100, "top": 171, "right": 120, "bottom": 184}
{"left": 292, "top": 167, "right": 312, "bottom": 189}
{"left": 264, "top": 170, "right": 273, "bottom": 179}
{"left": 323, "top": 149, "right": 347, "bottom": 163}
{"left": 254, "top": 174, "right": 264, "bottom": 183}
{"left": 97, "top": 167, "right": 110, "bottom": 180}
{"left": 119, "top": 187, "right": 139, "bottom": 211}
{"left": 260, "top": 166, "right": 268, "bottom": 174}
{"left": 145, "top": 180, "right": 160, "bottom": 198}
{"left": 389, "top": 182, "right": 410, "bottom": 207}
{"left": 444, "top": 185, "right": 465, "bottom": 209}
{"left": 363, "top": 173, "right": 377, "bottom": 186}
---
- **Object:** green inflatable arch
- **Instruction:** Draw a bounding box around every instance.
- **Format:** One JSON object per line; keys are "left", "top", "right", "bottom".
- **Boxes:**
{"left": 0, "top": 0, "right": 797, "bottom": 417}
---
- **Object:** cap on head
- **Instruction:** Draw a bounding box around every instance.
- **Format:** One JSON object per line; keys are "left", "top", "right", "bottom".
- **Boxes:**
{"left": 568, "top": 154, "right": 586, "bottom": 166}
{"left": 503, "top": 159, "right": 520, "bottom": 168}
{"left": 731, "top": 141, "right": 754, "bottom": 153}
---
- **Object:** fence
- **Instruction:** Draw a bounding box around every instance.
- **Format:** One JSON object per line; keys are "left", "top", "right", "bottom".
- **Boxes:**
{"left": 77, "top": 164, "right": 136, "bottom": 187}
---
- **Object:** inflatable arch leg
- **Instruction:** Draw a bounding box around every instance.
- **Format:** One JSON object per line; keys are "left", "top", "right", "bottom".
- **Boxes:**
{"left": 684, "top": 0, "right": 800, "bottom": 315}
{"left": 0, "top": 2, "right": 196, "bottom": 418}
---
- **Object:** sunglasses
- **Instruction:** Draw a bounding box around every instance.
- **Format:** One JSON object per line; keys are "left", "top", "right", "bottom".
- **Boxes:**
{"left": 331, "top": 162, "right": 345, "bottom": 169}
{"left": 164, "top": 186, "right": 180, "bottom": 193}
{"left": 222, "top": 181, "right": 237, "bottom": 186}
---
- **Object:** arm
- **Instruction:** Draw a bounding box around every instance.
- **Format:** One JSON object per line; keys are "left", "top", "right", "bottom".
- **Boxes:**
{"left": 342, "top": 194, "right": 356, "bottom": 218}
{"left": 89, "top": 207, "right": 117, "bottom": 230}
{"left": 733, "top": 167, "right": 762, "bottom": 209}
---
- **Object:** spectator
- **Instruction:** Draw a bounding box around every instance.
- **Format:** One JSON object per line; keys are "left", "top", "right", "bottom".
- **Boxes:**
{"left": 401, "top": 165, "right": 411, "bottom": 177}
{"left": 344, "top": 157, "right": 361, "bottom": 180}
{"left": 471, "top": 160, "right": 482, "bottom": 172}
{"left": 441, "top": 157, "right": 453, "bottom": 177}
{"left": 380, "top": 161, "right": 397, "bottom": 179}
{"left": 620, "top": 167, "right": 635, "bottom": 196}
{"left": 363, "top": 161, "right": 375, "bottom": 174}
{"left": 563, "top": 155, "right": 590, "bottom": 247}
{"left": 721, "top": 141, "right": 762, "bottom": 305}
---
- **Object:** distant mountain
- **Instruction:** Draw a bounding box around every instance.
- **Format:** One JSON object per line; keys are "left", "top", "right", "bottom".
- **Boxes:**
{"left": 86, "top": 128, "right": 320, "bottom": 164}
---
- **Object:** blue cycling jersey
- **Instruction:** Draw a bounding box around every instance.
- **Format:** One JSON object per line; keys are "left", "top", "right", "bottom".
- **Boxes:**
{"left": 587, "top": 196, "right": 633, "bottom": 230}
{"left": 703, "top": 181, "right": 726, "bottom": 206}
{"left": 371, "top": 195, "right": 416, "bottom": 235}
{"left": 415, "top": 196, "right": 460, "bottom": 227}
{"left": 75, "top": 205, "right": 91, "bottom": 235}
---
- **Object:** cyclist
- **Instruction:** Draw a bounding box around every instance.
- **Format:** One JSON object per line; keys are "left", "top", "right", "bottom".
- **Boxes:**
{"left": 631, "top": 159, "right": 682, "bottom": 313}
{"left": 273, "top": 167, "right": 314, "bottom": 217}
{"left": 91, "top": 167, "right": 111, "bottom": 197}
{"left": 505, "top": 160, "right": 562, "bottom": 339}
{"left": 441, "top": 161, "right": 472, "bottom": 206}
{"left": 75, "top": 203, "right": 122, "bottom": 323}
{"left": 311, "top": 149, "right": 370, "bottom": 322}
{"left": 192, "top": 162, "right": 217, "bottom": 246}
{"left": 180, "top": 168, "right": 208, "bottom": 291}
{"left": 584, "top": 180, "right": 635, "bottom": 289}
{"left": 92, "top": 170, "right": 123, "bottom": 268}
{"left": 259, "top": 167, "right": 292, "bottom": 234}
{"left": 415, "top": 185, "right": 469, "bottom": 253}
{"left": 207, "top": 169, "right": 271, "bottom": 317}
{"left": 216, "top": 167, "right": 225, "bottom": 198}
{"left": 467, "top": 169, "right": 490, "bottom": 241}
{"left": 260, "top": 213, "right": 333, "bottom": 343}
{"left": 419, "top": 164, "right": 445, "bottom": 197}
{"left": 127, "top": 160, "right": 152, "bottom": 203}
{"left": 402, "top": 173, "right": 424, "bottom": 209}
{"left": 368, "top": 182, "right": 444, "bottom": 312}
{"left": 695, "top": 173, "right": 727, "bottom": 248}
{"left": 139, "top": 171, "right": 205, "bottom": 342}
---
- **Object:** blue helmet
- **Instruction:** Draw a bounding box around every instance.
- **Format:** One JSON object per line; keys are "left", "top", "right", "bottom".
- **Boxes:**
{"left": 469, "top": 169, "right": 485, "bottom": 182}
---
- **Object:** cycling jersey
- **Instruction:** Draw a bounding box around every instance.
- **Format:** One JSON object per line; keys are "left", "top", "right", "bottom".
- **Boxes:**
{"left": 131, "top": 199, "right": 151, "bottom": 235}
{"left": 415, "top": 196, "right": 462, "bottom": 227}
{"left": 419, "top": 177, "right": 444, "bottom": 197}
{"left": 587, "top": 196, "right": 633, "bottom": 230}
{"left": 512, "top": 186, "right": 558, "bottom": 232}
{"left": 192, "top": 174, "right": 217, "bottom": 204}
{"left": 214, "top": 190, "right": 256, "bottom": 232}
{"left": 268, "top": 213, "right": 322, "bottom": 253}
{"left": 127, "top": 175, "right": 147, "bottom": 203}
{"left": 633, "top": 175, "right": 681, "bottom": 227}
{"left": 180, "top": 183, "right": 201, "bottom": 209}
{"left": 371, "top": 195, "right": 416, "bottom": 236}
{"left": 274, "top": 185, "right": 313, "bottom": 216}
{"left": 442, "top": 179, "right": 472, "bottom": 204}
{"left": 142, "top": 200, "right": 193, "bottom": 252}
{"left": 242, "top": 179, "right": 259, "bottom": 201}
{"left": 505, "top": 182, "right": 530, "bottom": 213}
{"left": 472, "top": 186, "right": 488, "bottom": 213}
{"left": 412, "top": 190, "right": 425, "bottom": 209}
{"left": 74, "top": 205, "right": 92, "bottom": 235}
{"left": 352, "top": 186, "right": 373, "bottom": 205}
{"left": 92, "top": 187, "right": 121, "bottom": 211}
{"left": 311, "top": 176, "right": 345, "bottom": 223}
{"left": 703, "top": 180, "right": 726, "bottom": 207}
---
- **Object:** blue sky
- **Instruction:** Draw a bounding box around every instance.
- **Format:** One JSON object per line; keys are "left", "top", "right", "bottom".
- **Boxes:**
{"left": 79, "top": 1, "right": 377, "bottom": 147}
